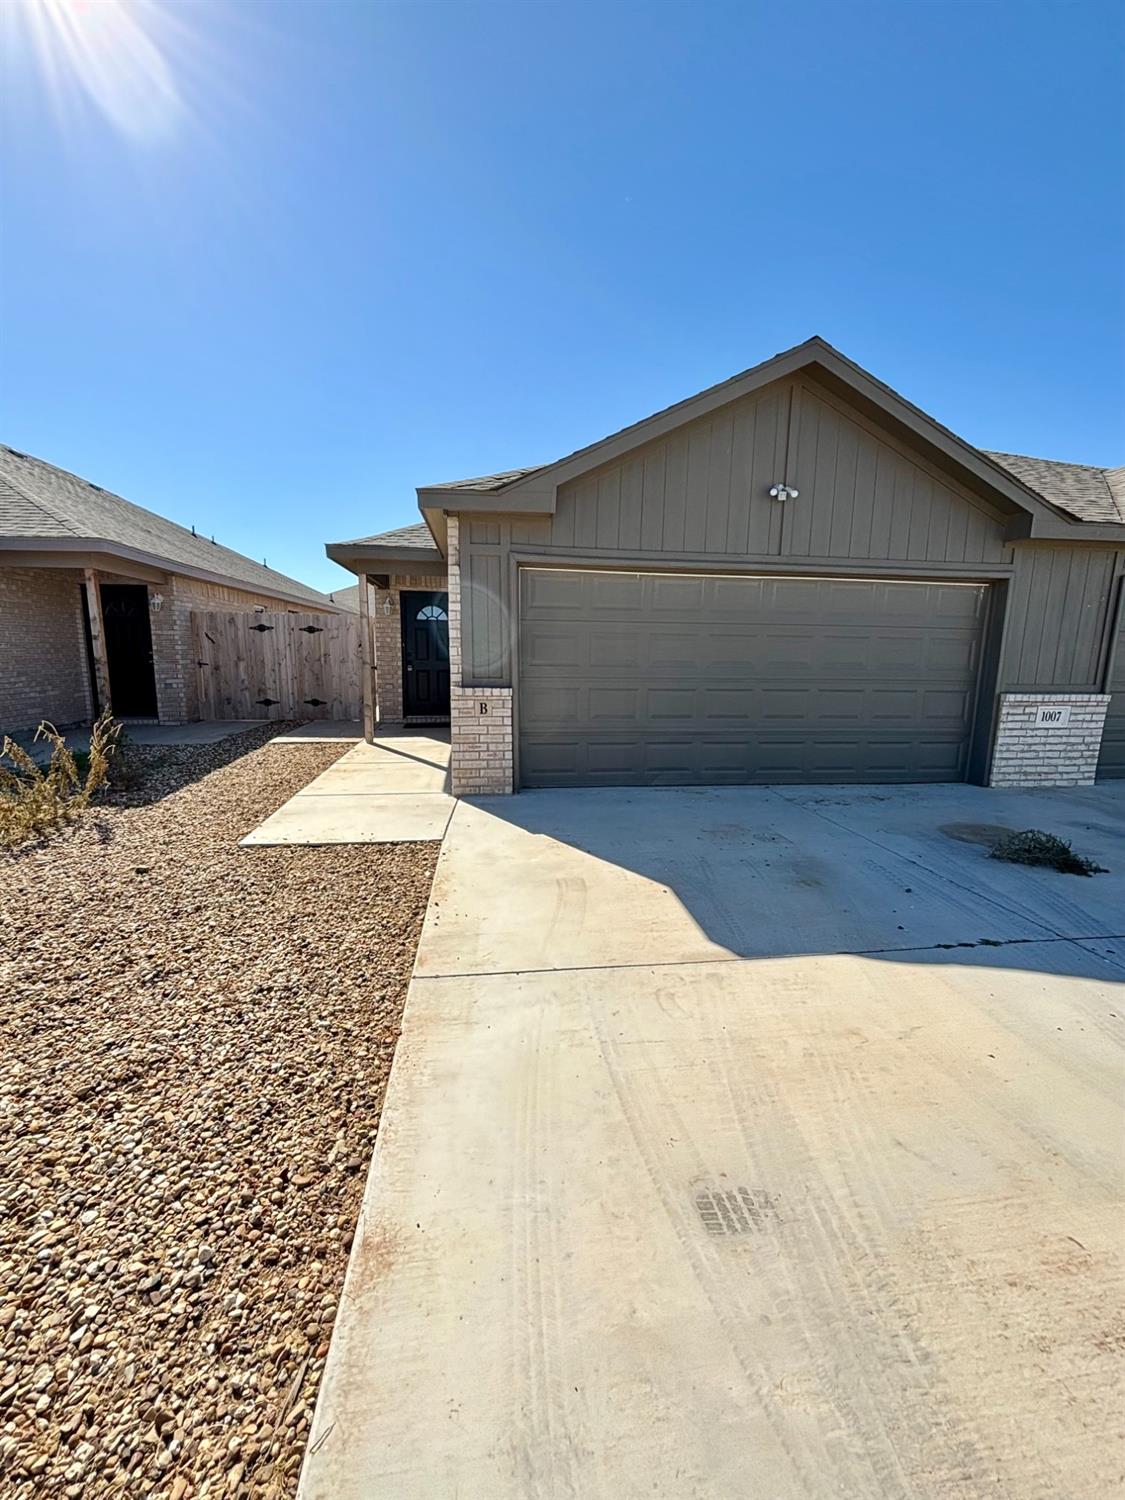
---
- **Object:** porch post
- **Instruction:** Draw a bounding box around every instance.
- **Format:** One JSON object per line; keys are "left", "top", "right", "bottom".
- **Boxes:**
{"left": 357, "top": 571, "right": 376, "bottom": 743}
{"left": 82, "top": 567, "right": 112, "bottom": 717}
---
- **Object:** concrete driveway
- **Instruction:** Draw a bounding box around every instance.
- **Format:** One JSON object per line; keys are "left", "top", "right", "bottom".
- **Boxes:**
{"left": 301, "top": 782, "right": 1125, "bottom": 1500}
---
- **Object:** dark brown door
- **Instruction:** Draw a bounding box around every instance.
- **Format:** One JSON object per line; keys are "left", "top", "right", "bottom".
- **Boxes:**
{"left": 401, "top": 591, "right": 450, "bottom": 718}
{"left": 100, "top": 584, "right": 159, "bottom": 717}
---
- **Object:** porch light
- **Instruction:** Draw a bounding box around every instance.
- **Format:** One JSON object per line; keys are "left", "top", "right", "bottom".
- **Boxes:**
{"left": 149, "top": 592, "right": 165, "bottom": 611}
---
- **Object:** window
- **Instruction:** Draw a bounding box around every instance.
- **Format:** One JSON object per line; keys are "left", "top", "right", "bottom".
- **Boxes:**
{"left": 417, "top": 604, "right": 448, "bottom": 621}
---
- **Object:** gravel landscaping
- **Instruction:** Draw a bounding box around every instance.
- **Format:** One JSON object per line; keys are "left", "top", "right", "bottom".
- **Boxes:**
{"left": 0, "top": 725, "right": 439, "bottom": 1498}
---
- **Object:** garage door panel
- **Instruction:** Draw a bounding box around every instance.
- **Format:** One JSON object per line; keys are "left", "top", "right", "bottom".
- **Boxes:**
{"left": 519, "top": 570, "right": 986, "bottom": 787}
{"left": 869, "top": 689, "right": 920, "bottom": 721}
{"left": 588, "top": 687, "right": 637, "bottom": 720}
{"left": 588, "top": 632, "right": 641, "bottom": 667}
{"left": 646, "top": 688, "right": 698, "bottom": 721}
{"left": 648, "top": 632, "right": 700, "bottom": 667}
{"left": 650, "top": 575, "right": 707, "bottom": 611}
{"left": 818, "top": 689, "right": 870, "bottom": 722}
{"left": 921, "top": 688, "right": 974, "bottom": 725}
{"left": 924, "top": 635, "right": 980, "bottom": 673}
{"left": 701, "top": 688, "right": 758, "bottom": 719}
{"left": 521, "top": 569, "right": 588, "bottom": 612}
{"left": 521, "top": 627, "right": 585, "bottom": 669}
{"left": 520, "top": 684, "right": 580, "bottom": 723}
{"left": 756, "top": 688, "right": 814, "bottom": 721}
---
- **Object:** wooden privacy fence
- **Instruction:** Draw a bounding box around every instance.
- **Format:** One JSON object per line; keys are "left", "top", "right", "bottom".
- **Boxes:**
{"left": 192, "top": 610, "right": 362, "bottom": 721}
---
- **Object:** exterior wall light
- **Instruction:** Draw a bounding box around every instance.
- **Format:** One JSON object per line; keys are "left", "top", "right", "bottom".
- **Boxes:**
{"left": 769, "top": 483, "right": 799, "bottom": 500}
{"left": 149, "top": 592, "right": 165, "bottom": 611}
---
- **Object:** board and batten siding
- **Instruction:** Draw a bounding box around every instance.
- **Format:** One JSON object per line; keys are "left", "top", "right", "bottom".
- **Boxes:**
{"left": 459, "top": 377, "right": 1016, "bottom": 684}
{"left": 996, "top": 544, "right": 1122, "bottom": 692}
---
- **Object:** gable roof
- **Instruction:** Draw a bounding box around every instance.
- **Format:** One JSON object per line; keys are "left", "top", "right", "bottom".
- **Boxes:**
{"left": 416, "top": 338, "right": 1122, "bottom": 542}
{"left": 0, "top": 445, "right": 338, "bottom": 609}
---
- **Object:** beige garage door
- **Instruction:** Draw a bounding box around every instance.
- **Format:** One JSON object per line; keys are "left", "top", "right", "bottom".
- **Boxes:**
{"left": 518, "top": 568, "right": 987, "bottom": 787}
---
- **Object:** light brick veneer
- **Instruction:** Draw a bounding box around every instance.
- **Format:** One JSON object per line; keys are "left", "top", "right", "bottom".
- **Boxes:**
{"left": 447, "top": 515, "right": 514, "bottom": 794}
{"left": 0, "top": 568, "right": 93, "bottom": 734}
{"left": 450, "top": 686, "right": 514, "bottom": 794}
{"left": 989, "top": 693, "right": 1111, "bottom": 788}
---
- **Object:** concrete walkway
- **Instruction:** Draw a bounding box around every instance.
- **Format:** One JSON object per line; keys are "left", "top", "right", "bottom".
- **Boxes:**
{"left": 242, "top": 730, "right": 453, "bottom": 845}
{"left": 302, "top": 779, "right": 1125, "bottom": 1499}
{"left": 270, "top": 721, "right": 364, "bottom": 743}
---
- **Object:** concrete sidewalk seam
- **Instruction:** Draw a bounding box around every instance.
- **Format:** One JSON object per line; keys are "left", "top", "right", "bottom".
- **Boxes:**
{"left": 409, "top": 930, "right": 1125, "bottom": 983}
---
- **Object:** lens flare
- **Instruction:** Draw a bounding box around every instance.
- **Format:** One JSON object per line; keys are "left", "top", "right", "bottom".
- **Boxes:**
{"left": 3, "top": 0, "right": 184, "bottom": 141}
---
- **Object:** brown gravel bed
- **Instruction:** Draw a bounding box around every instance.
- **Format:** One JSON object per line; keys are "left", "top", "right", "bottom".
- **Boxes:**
{"left": 0, "top": 725, "right": 439, "bottom": 1497}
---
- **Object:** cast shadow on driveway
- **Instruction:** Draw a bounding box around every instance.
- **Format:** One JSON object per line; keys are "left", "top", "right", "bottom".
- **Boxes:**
{"left": 421, "top": 780, "right": 1125, "bottom": 983}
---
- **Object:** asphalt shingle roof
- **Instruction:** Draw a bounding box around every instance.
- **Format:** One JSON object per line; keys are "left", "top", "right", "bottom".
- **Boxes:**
{"left": 0, "top": 445, "right": 335, "bottom": 607}
{"left": 339, "top": 522, "right": 438, "bottom": 549}
{"left": 427, "top": 467, "right": 544, "bottom": 492}
{"left": 985, "top": 452, "right": 1125, "bottom": 525}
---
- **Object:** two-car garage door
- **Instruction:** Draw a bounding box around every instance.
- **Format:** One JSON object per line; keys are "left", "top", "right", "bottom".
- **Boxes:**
{"left": 518, "top": 568, "right": 987, "bottom": 787}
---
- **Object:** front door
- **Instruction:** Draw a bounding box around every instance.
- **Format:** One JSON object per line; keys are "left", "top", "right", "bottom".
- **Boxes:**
{"left": 100, "top": 584, "right": 159, "bottom": 717}
{"left": 401, "top": 590, "right": 451, "bottom": 718}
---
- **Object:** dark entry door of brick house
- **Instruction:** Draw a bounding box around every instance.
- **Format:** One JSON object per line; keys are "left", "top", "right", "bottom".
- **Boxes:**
{"left": 400, "top": 591, "right": 450, "bottom": 718}
{"left": 100, "top": 584, "right": 159, "bottom": 717}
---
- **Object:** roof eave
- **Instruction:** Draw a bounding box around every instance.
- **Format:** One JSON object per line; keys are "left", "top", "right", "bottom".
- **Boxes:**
{"left": 0, "top": 535, "right": 340, "bottom": 612}
{"left": 325, "top": 539, "right": 446, "bottom": 575}
{"left": 1005, "top": 517, "right": 1125, "bottom": 543}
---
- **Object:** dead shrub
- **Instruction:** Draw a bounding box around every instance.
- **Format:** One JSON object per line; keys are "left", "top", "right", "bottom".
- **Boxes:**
{"left": 0, "top": 710, "right": 123, "bottom": 850}
{"left": 989, "top": 828, "right": 1107, "bottom": 877}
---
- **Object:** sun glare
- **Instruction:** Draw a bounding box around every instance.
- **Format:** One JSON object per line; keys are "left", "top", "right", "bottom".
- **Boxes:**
{"left": 4, "top": 0, "right": 184, "bottom": 141}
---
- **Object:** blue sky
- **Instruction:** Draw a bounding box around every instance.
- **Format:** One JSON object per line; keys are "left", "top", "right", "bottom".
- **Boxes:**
{"left": 1, "top": 0, "right": 1121, "bottom": 594}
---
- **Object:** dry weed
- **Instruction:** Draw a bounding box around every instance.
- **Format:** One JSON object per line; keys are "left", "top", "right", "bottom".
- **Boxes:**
{"left": 0, "top": 709, "right": 122, "bottom": 849}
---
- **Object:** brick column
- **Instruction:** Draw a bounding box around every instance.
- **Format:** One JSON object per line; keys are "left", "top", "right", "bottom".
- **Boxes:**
{"left": 447, "top": 514, "right": 514, "bottom": 795}
{"left": 371, "top": 583, "right": 403, "bottom": 726}
{"left": 989, "top": 693, "right": 1110, "bottom": 788}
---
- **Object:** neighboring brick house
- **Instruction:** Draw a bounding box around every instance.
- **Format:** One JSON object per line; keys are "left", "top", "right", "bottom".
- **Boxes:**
{"left": 327, "top": 337, "right": 1124, "bottom": 796}
{"left": 0, "top": 445, "right": 340, "bottom": 736}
